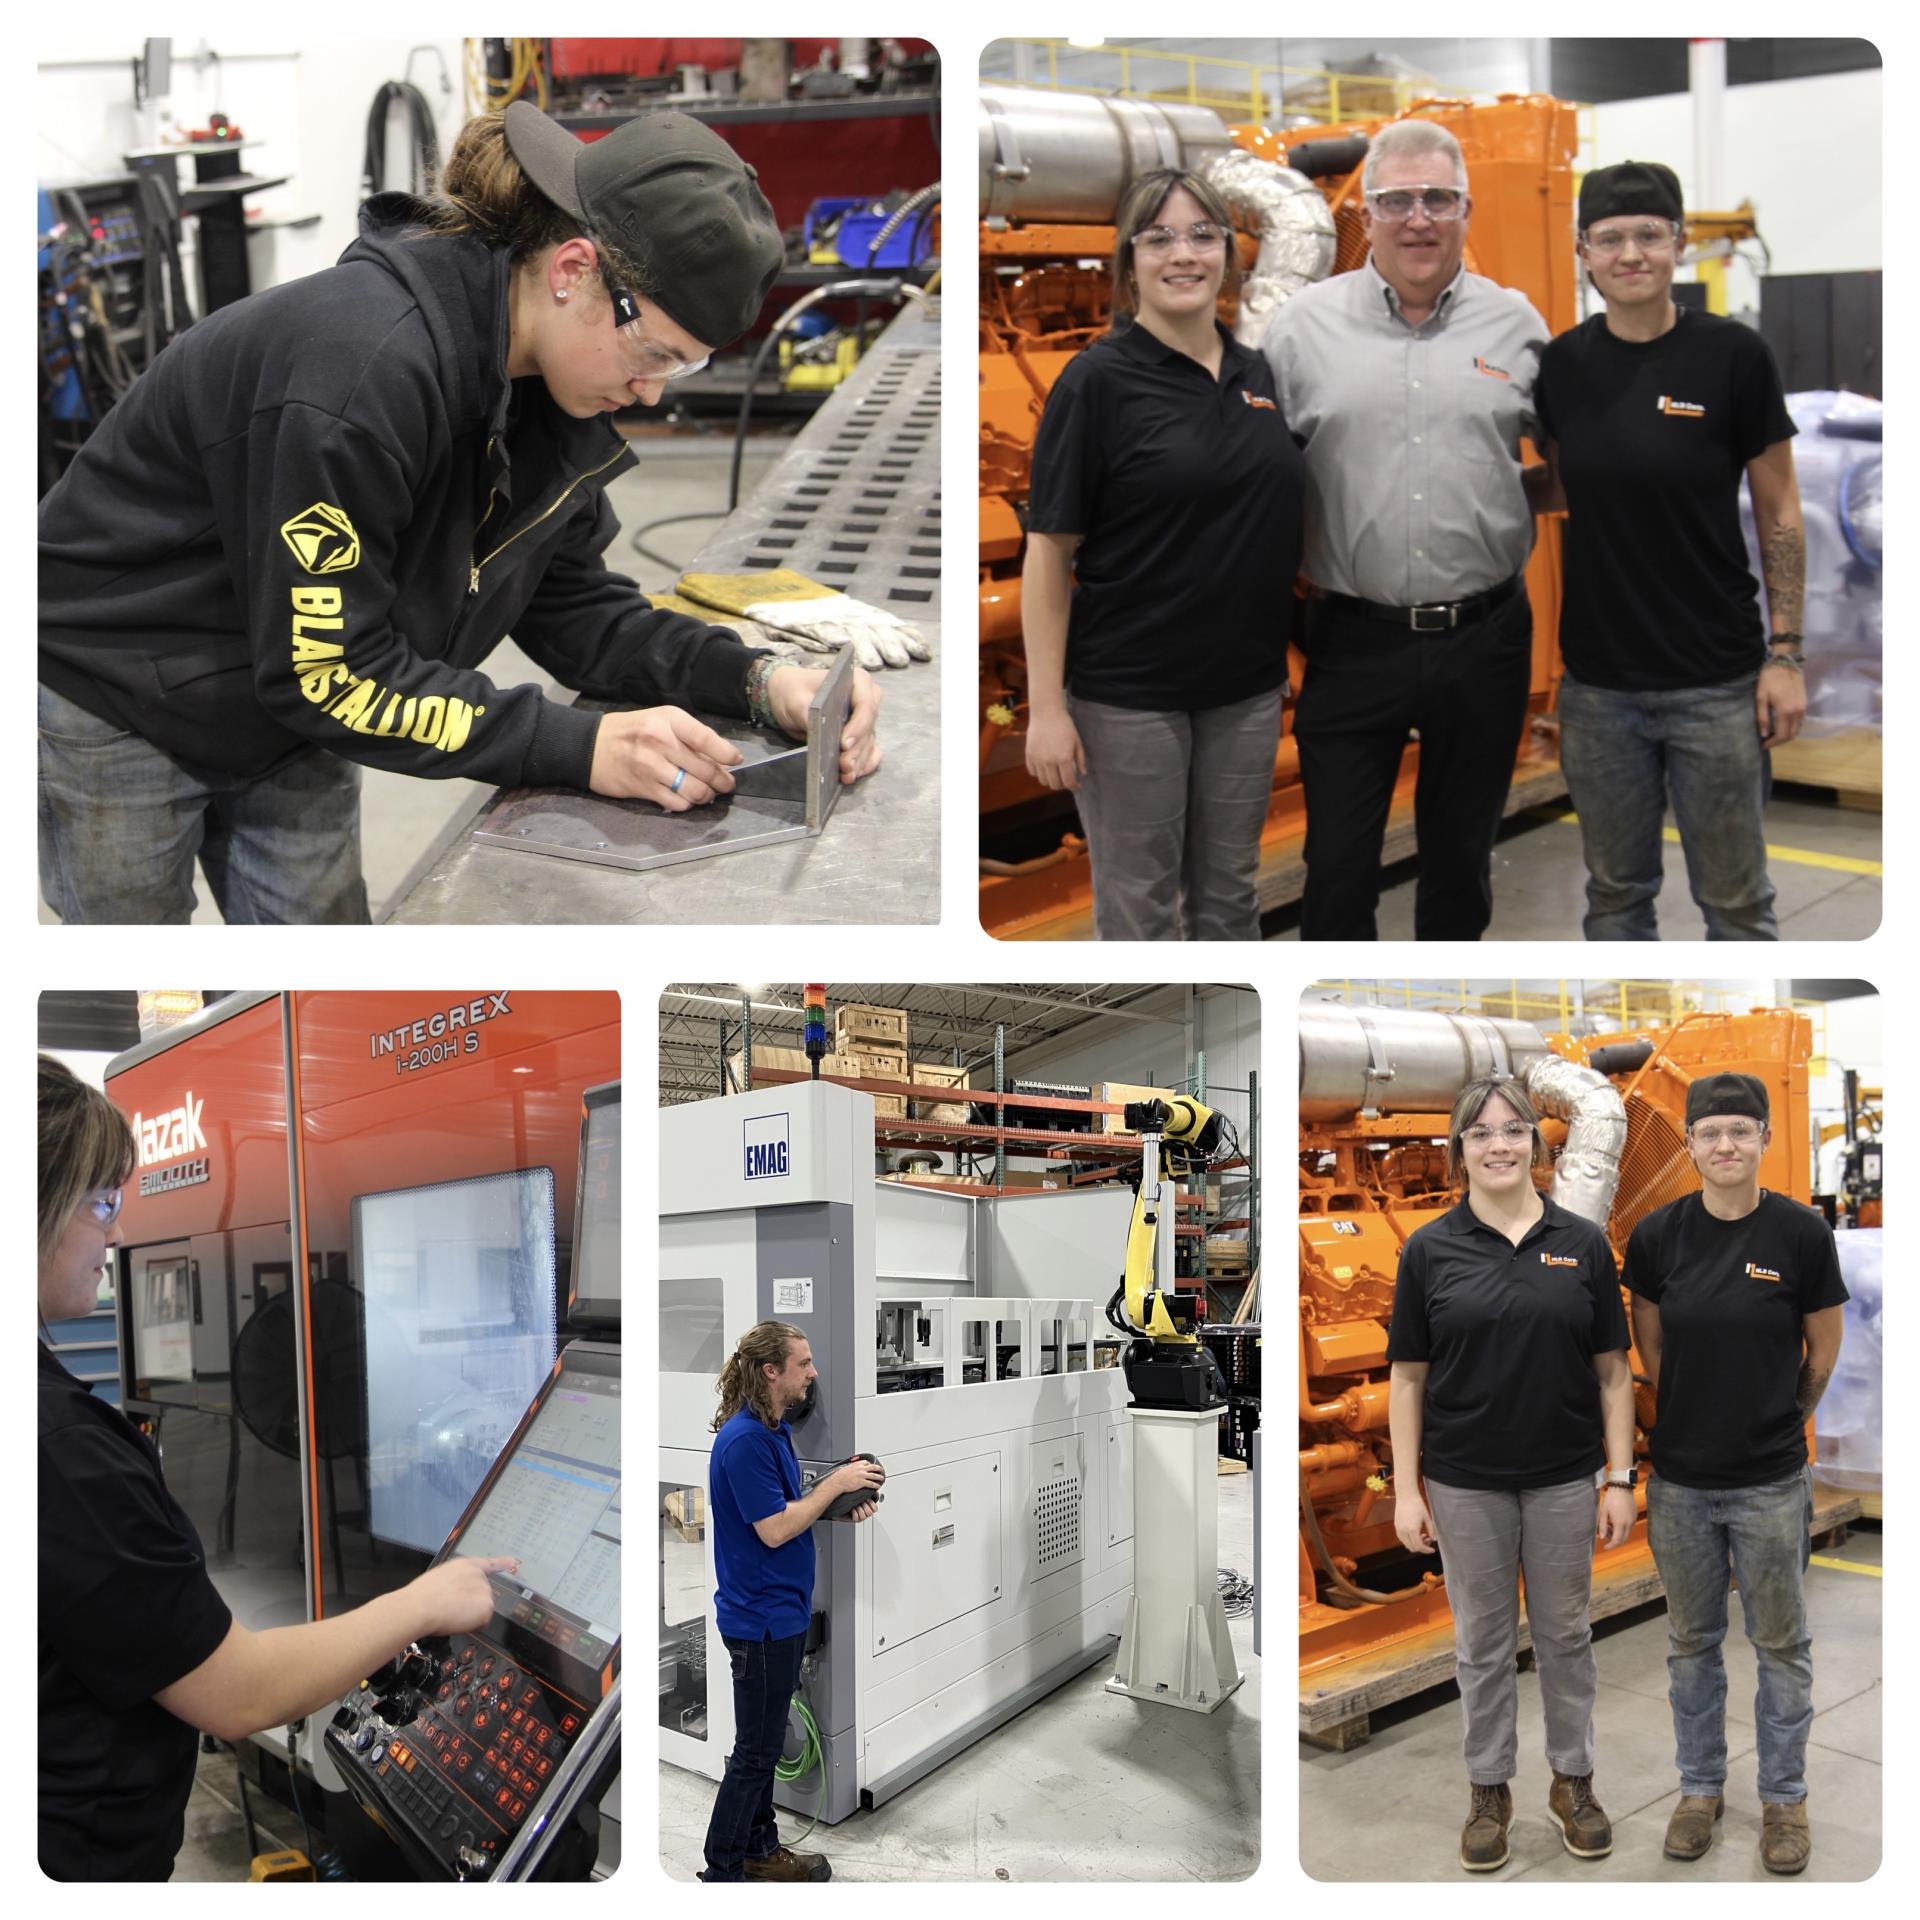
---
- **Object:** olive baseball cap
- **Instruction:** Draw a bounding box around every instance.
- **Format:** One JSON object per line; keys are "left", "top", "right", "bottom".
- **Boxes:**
{"left": 504, "top": 100, "right": 783, "bottom": 347}
{"left": 1685, "top": 1072, "right": 1770, "bottom": 1127}
{"left": 1578, "top": 159, "right": 1684, "bottom": 231}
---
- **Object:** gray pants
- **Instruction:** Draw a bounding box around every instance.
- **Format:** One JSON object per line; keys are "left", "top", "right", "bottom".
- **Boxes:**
{"left": 1068, "top": 686, "right": 1284, "bottom": 941}
{"left": 1426, "top": 1476, "right": 1599, "bottom": 1784}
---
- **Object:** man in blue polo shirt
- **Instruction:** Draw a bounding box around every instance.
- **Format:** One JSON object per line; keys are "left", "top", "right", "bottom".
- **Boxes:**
{"left": 700, "top": 1320, "right": 884, "bottom": 1883}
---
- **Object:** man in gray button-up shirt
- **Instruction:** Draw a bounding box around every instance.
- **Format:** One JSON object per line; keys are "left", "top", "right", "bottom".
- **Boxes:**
{"left": 1262, "top": 121, "right": 1553, "bottom": 941}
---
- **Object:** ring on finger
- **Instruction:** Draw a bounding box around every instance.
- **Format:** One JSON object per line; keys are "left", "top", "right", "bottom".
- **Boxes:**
{"left": 670, "top": 767, "right": 687, "bottom": 793}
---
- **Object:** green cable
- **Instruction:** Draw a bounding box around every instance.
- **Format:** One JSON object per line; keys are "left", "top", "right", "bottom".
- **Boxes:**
{"left": 775, "top": 1690, "right": 826, "bottom": 1847}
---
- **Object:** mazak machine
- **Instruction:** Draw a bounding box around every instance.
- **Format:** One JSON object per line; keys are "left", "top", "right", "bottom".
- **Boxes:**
{"left": 659, "top": 1078, "right": 1137, "bottom": 1821}
{"left": 106, "top": 994, "right": 620, "bottom": 1876}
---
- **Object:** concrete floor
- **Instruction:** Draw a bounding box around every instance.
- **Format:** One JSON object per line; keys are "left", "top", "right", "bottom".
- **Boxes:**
{"left": 37, "top": 438, "right": 783, "bottom": 925}
{"left": 1272, "top": 794, "right": 1881, "bottom": 941}
{"left": 660, "top": 1468, "right": 1261, "bottom": 1882}
{"left": 170, "top": 1742, "right": 305, "bottom": 1880}
{"left": 1300, "top": 1520, "right": 1882, "bottom": 1882}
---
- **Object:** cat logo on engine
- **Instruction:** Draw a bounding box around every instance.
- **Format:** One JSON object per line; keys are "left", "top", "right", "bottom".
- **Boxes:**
{"left": 280, "top": 502, "right": 361, "bottom": 574}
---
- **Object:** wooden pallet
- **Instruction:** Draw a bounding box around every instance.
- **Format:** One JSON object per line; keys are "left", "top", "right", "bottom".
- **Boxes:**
{"left": 1773, "top": 729, "right": 1883, "bottom": 811}
{"left": 1299, "top": 1485, "right": 1863, "bottom": 1751}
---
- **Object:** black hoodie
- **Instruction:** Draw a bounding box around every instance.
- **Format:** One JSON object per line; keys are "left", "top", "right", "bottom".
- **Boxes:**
{"left": 39, "top": 194, "right": 764, "bottom": 785}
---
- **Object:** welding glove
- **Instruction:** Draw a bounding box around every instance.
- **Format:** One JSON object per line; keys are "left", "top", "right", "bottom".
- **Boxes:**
{"left": 677, "top": 568, "right": 932, "bottom": 671}
{"left": 641, "top": 590, "right": 790, "bottom": 649}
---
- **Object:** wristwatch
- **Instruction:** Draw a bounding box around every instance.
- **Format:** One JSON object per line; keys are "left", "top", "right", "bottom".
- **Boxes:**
{"left": 1603, "top": 1468, "right": 1638, "bottom": 1489}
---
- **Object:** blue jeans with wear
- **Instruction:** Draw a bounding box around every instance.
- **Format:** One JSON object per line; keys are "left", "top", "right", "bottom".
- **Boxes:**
{"left": 699, "top": 1628, "right": 807, "bottom": 1881}
{"left": 1646, "top": 1468, "right": 1814, "bottom": 1804}
{"left": 1556, "top": 671, "right": 1776, "bottom": 941}
{"left": 38, "top": 683, "right": 370, "bottom": 924}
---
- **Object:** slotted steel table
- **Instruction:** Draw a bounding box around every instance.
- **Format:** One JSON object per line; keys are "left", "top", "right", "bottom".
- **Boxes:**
{"left": 384, "top": 301, "right": 940, "bottom": 925}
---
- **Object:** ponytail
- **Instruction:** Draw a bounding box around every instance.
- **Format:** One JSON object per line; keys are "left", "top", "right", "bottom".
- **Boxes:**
{"left": 711, "top": 1319, "right": 807, "bottom": 1431}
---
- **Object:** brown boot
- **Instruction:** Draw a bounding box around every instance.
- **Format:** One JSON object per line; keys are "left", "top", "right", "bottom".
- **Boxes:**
{"left": 1460, "top": 1782, "right": 1513, "bottom": 1872}
{"left": 1761, "top": 1801, "right": 1812, "bottom": 1875}
{"left": 744, "top": 1846, "right": 832, "bottom": 1882}
{"left": 1663, "top": 1794, "right": 1724, "bottom": 1860}
{"left": 1547, "top": 1772, "right": 1613, "bottom": 1858}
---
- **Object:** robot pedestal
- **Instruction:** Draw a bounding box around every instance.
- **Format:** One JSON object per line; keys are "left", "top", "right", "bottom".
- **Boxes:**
{"left": 1106, "top": 1405, "right": 1243, "bottom": 1715}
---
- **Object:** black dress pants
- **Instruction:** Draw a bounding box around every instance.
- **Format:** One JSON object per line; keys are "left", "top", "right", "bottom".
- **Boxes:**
{"left": 1295, "top": 585, "right": 1533, "bottom": 941}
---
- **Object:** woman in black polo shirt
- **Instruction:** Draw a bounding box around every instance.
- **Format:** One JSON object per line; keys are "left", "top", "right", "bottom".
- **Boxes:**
{"left": 38, "top": 1056, "right": 513, "bottom": 1880}
{"left": 1021, "top": 167, "right": 1306, "bottom": 940}
{"left": 1386, "top": 1074, "right": 1635, "bottom": 1873}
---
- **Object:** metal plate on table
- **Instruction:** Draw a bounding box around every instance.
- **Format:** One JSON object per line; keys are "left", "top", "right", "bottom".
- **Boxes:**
{"left": 470, "top": 647, "right": 852, "bottom": 873}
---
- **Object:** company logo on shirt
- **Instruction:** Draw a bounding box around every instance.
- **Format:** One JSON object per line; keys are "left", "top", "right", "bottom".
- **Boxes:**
{"left": 1540, "top": 1252, "right": 1580, "bottom": 1268}
{"left": 1657, "top": 395, "right": 1707, "bottom": 418}
{"left": 280, "top": 502, "right": 362, "bottom": 575}
{"left": 1745, "top": 1261, "right": 1783, "bottom": 1283}
{"left": 1241, "top": 392, "right": 1277, "bottom": 411}
{"left": 1473, "top": 356, "right": 1512, "bottom": 381}
{"left": 285, "top": 582, "right": 483, "bottom": 753}
{"left": 744, "top": 1112, "right": 791, "bottom": 1181}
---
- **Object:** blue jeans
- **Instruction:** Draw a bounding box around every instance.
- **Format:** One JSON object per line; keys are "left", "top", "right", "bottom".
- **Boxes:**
{"left": 38, "top": 684, "right": 369, "bottom": 924}
{"left": 1646, "top": 1468, "right": 1814, "bottom": 1804}
{"left": 1556, "top": 671, "right": 1776, "bottom": 941}
{"left": 699, "top": 1629, "right": 807, "bottom": 1881}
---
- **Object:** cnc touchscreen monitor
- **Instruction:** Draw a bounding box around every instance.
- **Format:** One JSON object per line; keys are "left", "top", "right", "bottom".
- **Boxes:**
{"left": 354, "top": 1168, "right": 559, "bottom": 1556}
{"left": 569, "top": 1085, "right": 620, "bottom": 1324}
{"left": 451, "top": 1355, "right": 621, "bottom": 1686}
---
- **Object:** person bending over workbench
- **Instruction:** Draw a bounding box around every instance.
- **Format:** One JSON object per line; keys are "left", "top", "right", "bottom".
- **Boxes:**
{"left": 699, "top": 1321, "right": 883, "bottom": 1882}
{"left": 39, "top": 102, "right": 882, "bottom": 924}
{"left": 37, "top": 1056, "right": 517, "bottom": 1879}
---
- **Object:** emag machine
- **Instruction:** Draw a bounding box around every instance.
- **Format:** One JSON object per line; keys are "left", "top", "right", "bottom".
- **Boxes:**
{"left": 105, "top": 995, "right": 619, "bottom": 1877}
{"left": 659, "top": 1078, "right": 1136, "bottom": 1822}
{"left": 327, "top": 1080, "right": 624, "bottom": 1880}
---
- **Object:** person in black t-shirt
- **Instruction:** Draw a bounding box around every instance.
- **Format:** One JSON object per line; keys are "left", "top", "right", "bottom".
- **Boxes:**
{"left": 1536, "top": 160, "right": 1804, "bottom": 942}
{"left": 1386, "top": 1075, "right": 1633, "bottom": 1873}
{"left": 1623, "top": 1071, "right": 1847, "bottom": 1875}
{"left": 1021, "top": 166, "right": 1306, "bottom": 940}
{"left": 37, "top": 1057, "right": 514, "bottom": 1881}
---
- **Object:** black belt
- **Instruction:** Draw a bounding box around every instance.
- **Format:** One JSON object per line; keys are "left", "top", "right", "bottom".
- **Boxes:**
{"left": 1319, "top": 573, "right": 1522, "bottom": 633}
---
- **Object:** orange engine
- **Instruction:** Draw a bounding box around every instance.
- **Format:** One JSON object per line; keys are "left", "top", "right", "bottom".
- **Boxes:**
{"left": 1298, "top": 1007, "right": 1812, "bottom": 1679}
{"left": 980, "top": 90, "right": 1580, "bottom": 937}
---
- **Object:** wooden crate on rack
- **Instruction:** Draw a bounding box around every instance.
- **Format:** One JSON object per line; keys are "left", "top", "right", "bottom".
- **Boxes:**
{"left": 913, "top": 1062, "right": 970, "bottom": 1125}
{"left": 838, "top": 1048, "right": 907, "bottom": 1118}
{"left": 834, "top": 1003, "right": 909, "bottom": 1048}
{"left": 1096, "top": 1080, "right": 1173, "bottom": 1134}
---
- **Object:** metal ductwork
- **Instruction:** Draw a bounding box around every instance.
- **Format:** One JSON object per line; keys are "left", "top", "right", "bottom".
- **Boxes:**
{"left": 978, "top": 85, "right": 1235, "bottom": 224}
{"left": 1200, "top": 148, "right": 1336, "bottom": 345}
{"left": 1298, "top": 1005, "right": 1627, "bottom": 1230}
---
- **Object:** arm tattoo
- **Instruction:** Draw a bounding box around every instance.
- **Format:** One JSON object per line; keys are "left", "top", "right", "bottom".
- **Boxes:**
{"left": 1761, "top": 522, "right": 1805, "bottom": 634}
{"left": 1796, "top": 1361, "right": 1833, "bottom": 1419}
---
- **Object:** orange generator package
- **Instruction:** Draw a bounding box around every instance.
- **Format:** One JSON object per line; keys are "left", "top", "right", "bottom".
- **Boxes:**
{"left": 1295, "top": 1002, "right": 1844, "bottom": 1749}
{"left": 104, "top": 990, "right": 622, "bottom": 1880}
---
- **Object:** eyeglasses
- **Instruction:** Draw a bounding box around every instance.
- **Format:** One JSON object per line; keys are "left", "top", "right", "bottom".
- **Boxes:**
{"left": 84, "top": 1188, "right": 123, "bottom": 1227}
{"left": 1365, "top": 186, "right": 1467, "bottom": 223}
{"left": 1131, "top": 223, "right": 1226, "bottom": 255}
{"left": 1691, "top": 1122, "right": 1762, "bottom": 1147}
{"left": 1462, "top": 1122, "right": 1532, "bottom": 1146}
{"left": 602, "top": 274, "right": 711, "bottom": 384}
{"left": 1582, "top": 222, "right": 1680, "bottom": 257}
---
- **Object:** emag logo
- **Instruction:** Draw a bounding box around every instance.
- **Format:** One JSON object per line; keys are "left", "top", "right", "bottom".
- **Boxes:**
{"left": 744, "top": 1112, "right": 791, "bottom": 1181}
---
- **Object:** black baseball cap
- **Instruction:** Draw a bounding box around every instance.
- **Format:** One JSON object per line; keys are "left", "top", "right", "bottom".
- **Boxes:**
{"left": 1578, "top": 160, "right": 1684, "bottom": 230}
{"left": 1685, "top": 1072, "right": 1770, "bottom": 1127}
{"left": 503, "top": 101, "right": 783, "bottom": 348}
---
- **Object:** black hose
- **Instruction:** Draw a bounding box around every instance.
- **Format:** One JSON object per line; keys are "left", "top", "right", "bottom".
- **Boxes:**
{"left": 1587, "top": 1040, "right": 1655, "bottom": 1077}
{"left": 363, "top": 80, "right": 440, "bottom": 196}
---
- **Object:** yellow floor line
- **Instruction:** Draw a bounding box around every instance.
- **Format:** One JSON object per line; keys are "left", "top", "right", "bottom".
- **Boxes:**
{"left": 1554, "top": 812, "right": 1882, "bottom": 878}
{"left": 1809, "top": 1554, "right": 1883, "bottom": 1578}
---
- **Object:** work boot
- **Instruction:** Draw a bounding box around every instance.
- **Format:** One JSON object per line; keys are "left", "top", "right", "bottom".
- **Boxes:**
{"left": 1663, "top": 1793, "right": 1725, "bottom": 1860}
{"left": 1761, "top": 1801, "right": 1812, "bottom": 1875}
{"left": 1547, "top": 1771, "right": 1613, "bottom": 1858}
{"left": 1460, "top": 1782, "right": 1513, "bottom": 1872}
{"left": 743, "top": 1846, "right": 832, "bottom": 1882}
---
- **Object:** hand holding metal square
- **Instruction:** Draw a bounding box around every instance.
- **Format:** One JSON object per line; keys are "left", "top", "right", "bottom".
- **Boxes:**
{"left": 471, "top": 646, "right": 854, "bottom": 872}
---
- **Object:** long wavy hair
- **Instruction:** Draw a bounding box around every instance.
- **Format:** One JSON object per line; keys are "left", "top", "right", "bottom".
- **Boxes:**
{"left": 711, "top": 1319, "right": 807, "bottom": 1432}
{"left": 38, "top": 1054, "right": 135, "bottom": 1266}
{"left": 408, "top": 109, "right": 654, "bottom": 302}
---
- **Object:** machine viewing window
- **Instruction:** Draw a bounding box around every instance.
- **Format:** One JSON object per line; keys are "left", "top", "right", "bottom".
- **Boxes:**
{"left": 570, "top": 1089, "right": 621, "bottom": 1321}
{"left": 355, "top": 1168, "right": 559, "bottom": 1555}
{"left": 659, "top": 1479, "right": 709, "bottom": 1742}
{"left": 132, "top": 1253, "right": 194, "bottom": 1389}
{"left": 454, "top": 1364, "right": 621, "bottom": 1669}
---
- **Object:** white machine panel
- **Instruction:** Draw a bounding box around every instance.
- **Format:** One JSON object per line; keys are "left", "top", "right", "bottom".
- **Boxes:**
{"left": 660, "top": 1079, "right": 870, "bottom": 1214}
{"left": 1105, "top": 1418, "right": 1136, "bottom": 1547}
{"left": 1030, "top": 1433, "right": 1086, "bottom": 1578}
{"left": 870, "top": 1450, "right": 1003, "bottom": 1656}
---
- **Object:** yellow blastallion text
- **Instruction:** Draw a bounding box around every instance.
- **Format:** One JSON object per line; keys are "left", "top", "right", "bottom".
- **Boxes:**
{"left": 288, "top": 587, "right": 483, "bottom": 752}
